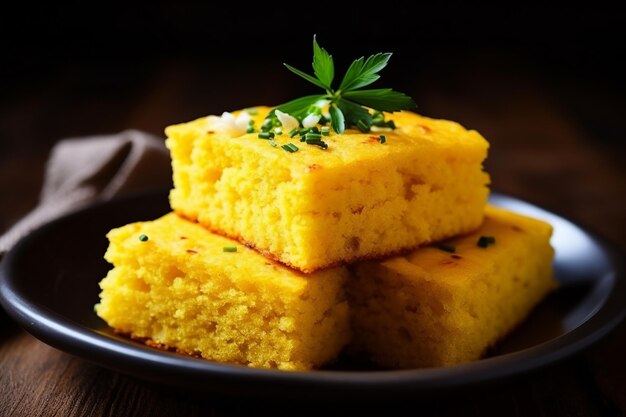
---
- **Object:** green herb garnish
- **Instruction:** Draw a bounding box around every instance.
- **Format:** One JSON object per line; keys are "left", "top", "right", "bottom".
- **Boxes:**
{"left": 477, "top": 236, "right": 496, "bottom": 248}
{"left": 258, "top": 131, "right": 274, "bottom": 140}
{"left": 138, "top": 234, "right": 149, "bottom": 242}
{"left": 437, "top": 243, "right": 456, "bottom": 253}
{"left": 379, "top": 135, "right": 386, "bottom": 144}
{"left": 267, "top": 36, "right": 415, "bottom": 135}
{"left": 223, "top": 246, "right": 237, "bottom": 252}
{"left": 281, "top": 143, "right": 299, "bottom": 153}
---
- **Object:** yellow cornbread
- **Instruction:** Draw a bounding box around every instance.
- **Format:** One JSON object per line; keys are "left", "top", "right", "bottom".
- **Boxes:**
{"left": 95, "top": 213, "right": 350, "bottom": 371}
{"left": 348, "top": 206, "right": 556, "bottom": 369}
{"left": 166, "top": 107, "right": 490, "bottom": 273}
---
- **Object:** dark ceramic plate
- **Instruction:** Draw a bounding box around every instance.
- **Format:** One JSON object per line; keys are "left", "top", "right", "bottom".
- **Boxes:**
{"left": 1, "top": 189, "right": 624, "bottom": 400}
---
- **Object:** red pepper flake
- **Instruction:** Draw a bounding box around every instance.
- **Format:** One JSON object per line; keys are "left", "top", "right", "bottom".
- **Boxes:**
{"left": 207, "top": 130, "right": 215, "bottom": 134}
{"left": 364, "top": 136, "right": 380, "bottom": 144}
{"left": 451, "top": 254, "right": 462, "bottom": 260}
{"left": 418, "top": 125, "right": 431, "bottom": 133}
{"left": 308, "top": 164, "right": 322, "bottom": 171}
{"left": 186, "top": 249, "right": 198, "bottom": 254}
{"left": 179, "top": 236, "right": 188, "bottom": 240}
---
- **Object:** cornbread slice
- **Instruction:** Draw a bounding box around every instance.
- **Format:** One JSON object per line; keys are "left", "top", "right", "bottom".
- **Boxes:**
{"left": 348, "top": 206, "right": 556, "bottom": 369}
{"left": 95, "top": 213, "right": 350, "bottom": 371}
{"left": 166, "top": 107, "right": 490, "bottom": 272}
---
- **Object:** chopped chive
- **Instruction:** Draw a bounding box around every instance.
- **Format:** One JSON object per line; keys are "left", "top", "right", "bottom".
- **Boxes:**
{"left": 274, "top": 127, "right": 283, "bottom": 135}
{"left": 299, "top": 127, "right": 311, "bottom": 136}
{"left": 306, "top": 140, "right": 328, "bottom": 149}
{"left": 261, "top": 118, "right": 273, "bottom": 131}
{"left": 245, "top": 108, "right": 258, "bottom": 115}
{"left": 321, "top": 126, "right": 330, "bottom": 136}
{"left": 258, "top": 131, "right": 274, "bottom": 139}
{"left": 223, "top": 246, "right": 237, "bottom": 252}
{"left": 379, "top": 135, "right": 386, "bottom": 144}
{"left": 248, "top": 119, "right": 255, "bottom": 126}
{"left": 305, "top": 132, "right": 322, "bottom": 141}
{"left": 372, "top": 116, "right": 385, "bottom": 127}
{"left": 269, "top": 140, "right": 278, "bottom": 147}
{"left": 436, "top": 243, "right": 456, "bottom": 253}
{"left": 281, "top": 143, "right": 299, "bottom": 153}
{"left": 386, "top": 120, "right": 396, "bottom": 129}
{"left": 477, "top": 236, "right": 496, "bottom": 248}
{"left": 272, "top": 118, "right": 282, "bottom": 127}
{"left": 138, "top": 234, "right": 149, "bottom": 242}
{"left": 309, "top": 126, "right": 320, "bottom": 134}
{"left": 246, "top": 126, "right": 255, "bottom": 133}
{"left": 357, "top": 119, "right": 371, "bottom": 132}
{"left": 289, "top": 128, "right": 299, "bottom": 138}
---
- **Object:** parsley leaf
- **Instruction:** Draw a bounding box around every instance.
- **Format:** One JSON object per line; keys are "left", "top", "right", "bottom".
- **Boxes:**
{"left": 283, "top": 64, "right": 328, "bottom": 90}
{"left": 339, "top": 53, "right": 392, "bottom": 92}
{"left": 329, "top": 105, "right": 345, "bottom": 134}
{"left": 269, "top": 95, "right": 327, "bottom": 120}
{"left": 343, "top": 89, "right": 416, "bottom": 112}
{"left": 269, "top": 36, "right": 416, "bottom": 136}
{"left": 312, "top": 35, "right": 334, "bottom": 90}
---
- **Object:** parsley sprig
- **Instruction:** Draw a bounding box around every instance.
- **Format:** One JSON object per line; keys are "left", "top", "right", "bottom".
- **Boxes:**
{"left": 268, "top": 36, "right": 416, "bottom": 134}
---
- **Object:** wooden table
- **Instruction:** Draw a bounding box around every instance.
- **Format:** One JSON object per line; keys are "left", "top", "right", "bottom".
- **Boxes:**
{"left": 1, "top": 51, "right": 625, "bottom": 416}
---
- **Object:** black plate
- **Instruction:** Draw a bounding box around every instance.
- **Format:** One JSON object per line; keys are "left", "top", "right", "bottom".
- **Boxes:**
{"left": 1, "top": 189, "right": 624, "bottom": 400}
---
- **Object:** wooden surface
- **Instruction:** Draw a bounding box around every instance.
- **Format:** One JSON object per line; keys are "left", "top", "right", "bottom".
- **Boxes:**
{"left": 1, "top": 51, "right": 625, "bottom": 416}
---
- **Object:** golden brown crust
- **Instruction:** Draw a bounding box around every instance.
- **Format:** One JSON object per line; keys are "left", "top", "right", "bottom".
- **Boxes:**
{"left": 173, "top": 208, "right": 482, "bottom": 274}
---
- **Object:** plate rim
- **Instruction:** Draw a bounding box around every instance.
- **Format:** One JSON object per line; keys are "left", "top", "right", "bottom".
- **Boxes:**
{"left": 1, "top": 190, "right": 624, "bottom": 397}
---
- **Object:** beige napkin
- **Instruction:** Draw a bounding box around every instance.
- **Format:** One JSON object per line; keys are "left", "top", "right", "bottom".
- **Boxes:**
{"left": 0, "top": 130, "right": 172, "bottom": 255}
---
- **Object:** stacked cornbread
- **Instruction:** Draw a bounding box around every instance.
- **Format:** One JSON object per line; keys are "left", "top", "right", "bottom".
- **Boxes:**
{"left": 96, "top": 107, "right": 555, "bottom": 370}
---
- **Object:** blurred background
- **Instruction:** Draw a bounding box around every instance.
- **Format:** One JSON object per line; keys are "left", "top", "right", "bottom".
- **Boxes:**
{"left": 1, "top": 3, "right": 625, "bottom": 247}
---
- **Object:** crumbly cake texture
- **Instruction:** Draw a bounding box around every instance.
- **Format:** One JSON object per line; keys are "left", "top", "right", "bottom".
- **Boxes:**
{"left": 95, "top": 213, "right": 350, "bottom": 371}
{"left": 166, "top": 107, "right": 490, "bottom": 273}
{"left": 348, "top": 206, "right": 556, "bottom": 369}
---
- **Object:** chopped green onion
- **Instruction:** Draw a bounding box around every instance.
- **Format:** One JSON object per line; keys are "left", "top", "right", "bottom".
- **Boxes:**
{"left": 379, "top": 135, "right": 386, "bottom": 144}
{"left": 289, "top": 128, "right": 299, "bottom": 138}
{"left": 258, "top": 131, "right": 274, "bottom": 140}
{"left": 138, "top": 234, "right": 149, "bottom": 242}
{"left": 281, "top": 143, "right": 299, "bottom": 153}
{"left": 305, "top": 132, "right": 322, "bottom": 141}
{"left": 321, "top": 126, "right": 330, "bottom": 136}
{"left": 269, "top": 140, "right": 278, "bottom": 147}
{"left": 223, "top": 246, "right": 237, "bottom": 252}
{"left": 274, "top": 127, "right": 283, "bottom": 135}
{"left": 246, "top": 126, "right": 255, "bottom": 133}
{"left": 261, "top": 118, "right": 273, "bottom": 131}
{"left": 248, "top": 119, "right": 255, "bottom": 126}
{"left": 309, "top": 126, "right": 320, "bottom": 134}
{"left": 372, "top": 116, "right": 385, "bottom": 127}
{"left": 477, "top": 236, "right": 496, "bottom": 248}
{"left": 357, "top": 120, "right": 370, "bottom": 133}
{"left": 386, "top": 120, "right": 396, "bottom": 129}
{"left": 299, "top": 128, "right": 311, "bottom": 136}
{"left": 305, "top": 139, "right": 328, "bottom": 149}
{"left": 245, "top": 108, "right": 258, "bottom": 115}
{"left": 436, "top": 243, "right": 456, "bottom": 253}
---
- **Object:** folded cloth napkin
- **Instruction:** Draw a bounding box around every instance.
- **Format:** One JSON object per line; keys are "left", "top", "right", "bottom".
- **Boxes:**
{"left": 0, "top": 130, "right": 172, "bottom": 256}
